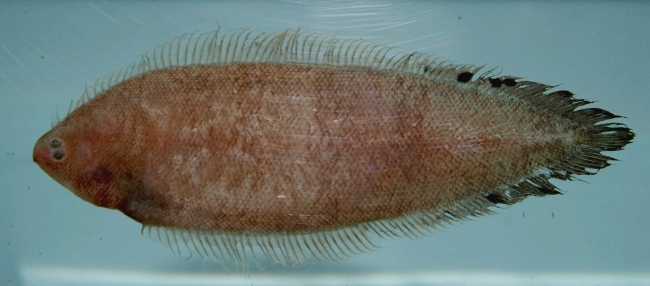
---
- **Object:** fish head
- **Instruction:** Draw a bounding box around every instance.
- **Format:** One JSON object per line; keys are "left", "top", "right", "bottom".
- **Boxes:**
{"left": 33, "top": 126, "right": 76, "bottom": 185}
{"left": 33, "top": 121, "right": 125, "bottom": 210}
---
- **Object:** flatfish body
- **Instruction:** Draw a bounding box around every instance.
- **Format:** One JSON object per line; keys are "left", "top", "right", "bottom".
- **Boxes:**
{"left": 32, "top": 29, "right": 634, "bottom": 268}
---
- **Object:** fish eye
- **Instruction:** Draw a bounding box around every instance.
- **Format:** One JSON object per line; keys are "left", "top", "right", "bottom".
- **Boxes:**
{"left": 52, "top": 150, "right": 66, "bottom": 161}
{"left": 49, "top": 139, "right": 63, "bottom": 149}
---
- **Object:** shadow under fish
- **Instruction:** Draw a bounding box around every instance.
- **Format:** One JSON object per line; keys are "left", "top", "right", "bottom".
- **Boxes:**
{"left": 32, "top": 28, "right": 634, "bottom": 269}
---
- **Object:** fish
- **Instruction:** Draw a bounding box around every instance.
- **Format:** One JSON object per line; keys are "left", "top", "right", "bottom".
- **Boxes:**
{"left": 32, "top": 28, "right": 634, "bottom": 269}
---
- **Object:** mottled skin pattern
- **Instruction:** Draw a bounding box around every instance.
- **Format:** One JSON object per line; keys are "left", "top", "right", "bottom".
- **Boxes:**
{"left": 33, "top": 63, "right": 581, "bottom": 234}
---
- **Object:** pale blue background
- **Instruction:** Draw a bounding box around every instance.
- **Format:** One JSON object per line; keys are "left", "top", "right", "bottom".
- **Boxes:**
{"left": 1, "top": 1, "right": 648, "bottom": 285}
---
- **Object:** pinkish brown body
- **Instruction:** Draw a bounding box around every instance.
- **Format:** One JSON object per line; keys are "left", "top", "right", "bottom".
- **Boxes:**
{"left": 33, "top": 29, "right": 633, "bottom": 266}
{"left": 34, "top": 62, "right": 579, "bottom": 233}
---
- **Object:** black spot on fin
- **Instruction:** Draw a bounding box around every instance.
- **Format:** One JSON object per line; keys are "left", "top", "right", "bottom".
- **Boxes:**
{"left": 457, "top": 72, "right": 473, "bottom": 83}
{"left": 485, "top": 193, "right": 507, "bottom": 204}
{"left": 503, "top": 78, "right": 516, "bottom": 87}
{"left": 489, "top": 78, "right": 503, "bottom": 87}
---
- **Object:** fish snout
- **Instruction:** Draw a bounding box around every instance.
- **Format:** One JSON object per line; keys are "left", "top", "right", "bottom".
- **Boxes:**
{"left": 33, "top": 137, "right": 65, "bottom": 164}
{"left": 33, "top": 142, "right": 50, "bottom": 164}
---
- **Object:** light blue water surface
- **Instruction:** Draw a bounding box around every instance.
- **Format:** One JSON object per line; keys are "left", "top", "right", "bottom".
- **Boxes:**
{"left": 1, "top": 1, "right": 648, "bottom": 285}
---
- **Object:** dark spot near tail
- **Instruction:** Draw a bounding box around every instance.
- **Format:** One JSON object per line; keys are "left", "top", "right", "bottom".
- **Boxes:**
{"left": 554, "top": 90, "right": 574, "bottom": 97}
{"left": 486, "top": 193, "right": 507, "bottom": 204}
{"left": 503, "top": 78, "right": 517, "bottom": 87}
{"left": 489, "top": 78, "right": 503, "bottom": 87}
{"left": 423, "top": 65, "right": 431, "bottom": 73}
{"left": 457, "top": 72, "right": 473, "bottom": 83}
{"left": 538, "top": 186, "right": 561, "bottom": 195}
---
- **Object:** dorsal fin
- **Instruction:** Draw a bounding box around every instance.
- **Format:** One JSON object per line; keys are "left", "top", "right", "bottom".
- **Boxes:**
{"left": 60, "top": 28, "right": 481, "bottom": 125}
